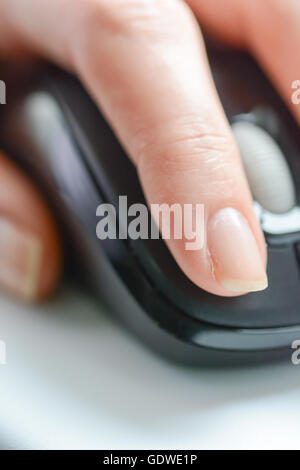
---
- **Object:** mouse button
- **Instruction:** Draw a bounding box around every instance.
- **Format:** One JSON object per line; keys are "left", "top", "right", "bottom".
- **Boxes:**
{"left": 51, "top": 75, "right": 146, "bottom": 209}
{"left": 132, "top": 236, "right": 300, "bottom": 329}
{"left": 267, "top": 244, "right": 300, "bottom": 295}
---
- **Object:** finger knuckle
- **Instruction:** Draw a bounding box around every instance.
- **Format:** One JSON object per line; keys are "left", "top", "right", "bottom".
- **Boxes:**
{"left": 78, "top": 0, "right": 186, "bottom": 41}
{"left": 138, "top": 128, "right": 237, "bottom": 197}
{"left": 139, "top": 128, "right": 234, "bottom": 173}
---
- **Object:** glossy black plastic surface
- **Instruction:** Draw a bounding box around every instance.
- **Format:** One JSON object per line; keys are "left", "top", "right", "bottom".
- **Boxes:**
{"left": 1, "top": 43, "right": 300, "bottom": 364}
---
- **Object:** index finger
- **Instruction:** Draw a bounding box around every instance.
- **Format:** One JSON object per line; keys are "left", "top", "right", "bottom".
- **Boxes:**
{"left": 1, "top": 0, "right": 267, "bottom": 295}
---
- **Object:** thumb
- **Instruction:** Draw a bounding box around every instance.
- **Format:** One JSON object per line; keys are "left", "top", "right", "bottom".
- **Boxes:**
{"left": 0, "top": 150, "right": 62, "bottom": 301}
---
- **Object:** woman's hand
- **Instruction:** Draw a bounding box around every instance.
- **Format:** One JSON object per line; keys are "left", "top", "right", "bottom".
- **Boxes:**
{"left": 0, "top": 0, "right": 299, "bottom": 300}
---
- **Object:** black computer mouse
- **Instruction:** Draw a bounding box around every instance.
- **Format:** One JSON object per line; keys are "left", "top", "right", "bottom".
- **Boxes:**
{"left": 2, "top": 42, "right": 300, "bottom": 366}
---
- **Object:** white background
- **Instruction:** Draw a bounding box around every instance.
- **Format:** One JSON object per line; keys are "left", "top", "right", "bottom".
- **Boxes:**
{"left": 0, "top": 283, "right": 299, "bottom": 450}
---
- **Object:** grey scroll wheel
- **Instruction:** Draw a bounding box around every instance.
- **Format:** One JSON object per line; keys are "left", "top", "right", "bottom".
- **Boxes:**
{"left": 231, "top": 121, "right": 296, "bottom": 214}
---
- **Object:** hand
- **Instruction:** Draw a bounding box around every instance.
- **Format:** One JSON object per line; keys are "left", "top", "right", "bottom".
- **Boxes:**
{"left": 0, "top": 0, "right": 299, "bottom": 300}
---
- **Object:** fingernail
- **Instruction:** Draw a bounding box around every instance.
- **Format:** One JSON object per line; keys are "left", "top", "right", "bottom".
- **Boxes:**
{"left": 0, "top": 217, "right": 42, "bottom": 300}
{"left": 208, "top": 207, "right": 268, "bottom": 293}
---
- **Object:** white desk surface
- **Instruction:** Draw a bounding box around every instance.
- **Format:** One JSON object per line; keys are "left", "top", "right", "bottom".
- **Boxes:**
{"left": 0, "top": 284, "right": 299, "bottom": 450}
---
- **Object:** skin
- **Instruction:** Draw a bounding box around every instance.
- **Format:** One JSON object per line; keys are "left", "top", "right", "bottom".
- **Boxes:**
{"left": 0, "top": 0, "right": 299, "bottom": 300}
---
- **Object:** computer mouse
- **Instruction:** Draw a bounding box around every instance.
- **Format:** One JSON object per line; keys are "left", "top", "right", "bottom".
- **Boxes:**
{"left": 2, "top": 42, "right": 300, "bottom": 366}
